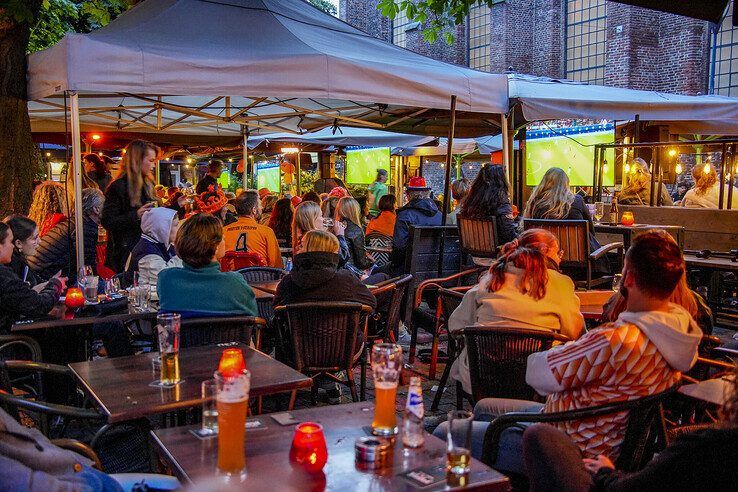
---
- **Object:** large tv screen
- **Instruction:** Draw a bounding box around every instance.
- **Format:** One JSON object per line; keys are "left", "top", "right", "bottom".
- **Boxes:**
{"left": 346, "top": 147, "right": 390, "bottom": 184}
{"left": 526, "top": 130, "right": 615, "bottom": 187}
{"left": 257, "top": 164, "right": 280, "bottom": 192}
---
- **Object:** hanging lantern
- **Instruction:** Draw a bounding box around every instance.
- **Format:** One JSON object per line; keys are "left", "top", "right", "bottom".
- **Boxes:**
{"left": 236, "top": 159, "right": 245, "bottom": 174}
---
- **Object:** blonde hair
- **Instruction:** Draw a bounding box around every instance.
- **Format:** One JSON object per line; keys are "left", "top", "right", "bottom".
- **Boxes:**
{"left": 120, "top": 140, "right": 159, "bottom": 207}
{"left": 65, "top": 157, "right": 99, "bottom": 203}
{"left": 28, "top": 181, "right": 68, "bottom": 226}
{"left": 622, "top": 167, "right": 651, "bottom": 195}
{"left": 292, "top": 201, "right": 322, "bottom": 250}
{"left": 692, "top": 164, "right": 717, "bottom": 196}
{"left": 524, "top": 167, "right": 575, "bottom": 219}
{"left": 336, "top": 196, "right": 363, "bottom": 226}
{"left": 302, "top": 230, "right": 339, "bottom": 254}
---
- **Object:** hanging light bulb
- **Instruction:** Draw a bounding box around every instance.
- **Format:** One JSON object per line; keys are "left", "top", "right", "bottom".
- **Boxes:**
{"left": 668, "top": 148, "right": 677, "bottom": 158}
{"left": 675, "top": 162, "right": 683, "bottom": 175}
{"left": 703, "top": 162, "right": 711, "bottom": 174}
{"left": 602, "top": 162, "right": 608, "bottom": 173}
{"left": 624, "top": 163, "right": 631, "bottom": 174}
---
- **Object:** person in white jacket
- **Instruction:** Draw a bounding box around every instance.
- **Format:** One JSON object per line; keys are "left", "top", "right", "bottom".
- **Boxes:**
{"left": 681, "top": 163, "right": 738, "bottom": 209}
{"left": 124, "top": 207, "right": 182, "bottom": 297}
{"left": 447, "top": 228, "right": 585, "bottom": 395}
{"left": 434, "top": 232, "right": 701, "bottom": 478}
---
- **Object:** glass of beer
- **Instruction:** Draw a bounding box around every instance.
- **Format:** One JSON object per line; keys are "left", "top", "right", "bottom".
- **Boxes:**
{"left": 84, "top": 275, "right": 99, "bottom": 302}
{"left": 156, "top": 313, "right": 181, "bottom": 386}
{"left": 371, "top": 343, "right": 402, "bottom": 436}
{"left": 216, "top": 368, "right": 250, "bottom": 482}
{"left": 201, "top": 379, "right": 218, "bottom": 435}
{"left": 446, "top": 410, "right": 473, "bottom": 486}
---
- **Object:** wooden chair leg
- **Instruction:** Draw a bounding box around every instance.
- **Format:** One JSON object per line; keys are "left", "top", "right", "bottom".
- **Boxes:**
{"left": 287, "top": 390, "right": 297, "bottom": 410}
{"left": 347, "top": 369, "right": 359, "bottom": 403}
{"left": 256, "top": 396, "right": 263, "bottom": 415}
{"left": 455, "top": 381, "right": 463, "bottom": 410}
{"left": 360, "top": 359, "right": 367, "bottom": 401}
{"left": 429, "top": 332, "right": 440, "bottom": 380}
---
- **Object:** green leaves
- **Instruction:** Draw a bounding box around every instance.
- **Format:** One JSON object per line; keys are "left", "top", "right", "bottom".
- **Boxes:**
{"left": 307, "top": 0, "right": 337, "bottom": 16}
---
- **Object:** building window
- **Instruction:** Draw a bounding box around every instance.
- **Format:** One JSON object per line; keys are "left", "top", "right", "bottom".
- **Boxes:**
{"left": 711, "top": 1, "right": 738, "bottom": 96}
{"left": 565, "top": 0, "right": 607, "bottom": 84}
{"left": 468, "top": 4, "right": 491, "bottom": 71}
{"left": 392, "top": 9, "right": 410, "bottom": 47}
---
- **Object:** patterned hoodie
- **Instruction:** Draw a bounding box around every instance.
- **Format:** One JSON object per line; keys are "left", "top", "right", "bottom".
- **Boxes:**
{"left": 526, "top": 303, "right": 702, "bottom": 459}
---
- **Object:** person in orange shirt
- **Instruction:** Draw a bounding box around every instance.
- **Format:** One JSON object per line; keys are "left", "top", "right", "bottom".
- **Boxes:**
{"left": 223, "top": 191, "right": 283, "bottom": 268}
{"left": 365, "top": 194, "right": 396, "bottom": 238}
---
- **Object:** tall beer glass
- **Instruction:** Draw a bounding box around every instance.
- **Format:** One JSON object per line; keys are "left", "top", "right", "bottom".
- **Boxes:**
{"left": 371, "top": 343, "right": 402, "bottom": 436}
{"left": 156, "top": 313, "right": 181, "bottom": 385}
{"left": 216, "top": 369, "right": 250, "bottom": 481}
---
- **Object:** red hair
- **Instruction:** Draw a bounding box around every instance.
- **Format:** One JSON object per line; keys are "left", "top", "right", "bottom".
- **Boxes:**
{"left": 487, "top": 229, "right": 558, "bottom": 300}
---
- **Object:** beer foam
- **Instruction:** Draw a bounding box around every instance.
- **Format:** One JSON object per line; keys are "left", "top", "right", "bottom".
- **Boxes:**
{"left": 375, "top": 381, "right": 398, "bottom": 390}
{"left": 216, "top": 380, "right": 249, "bottom": 403}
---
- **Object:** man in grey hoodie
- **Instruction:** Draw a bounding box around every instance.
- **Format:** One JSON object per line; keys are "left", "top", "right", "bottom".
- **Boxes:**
{"left": 434, "top": 232, "right": 702, "bottom": 476}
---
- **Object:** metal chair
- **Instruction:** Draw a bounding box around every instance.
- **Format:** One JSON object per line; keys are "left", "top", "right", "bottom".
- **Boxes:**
{"left": 430, "top": 287, "right": 469, "bottom": 411}
{"left": 523, "top": 218, "right": 623, "bottom": 289}
{"left": 236, "top": 266, "right": 287, "bottom": 284}
{"left": 365, "top": 232, "right": 393, "bottom": 267}
{"left": 482, "top": 386, "right": 678, "bottom": 474}
{"left": 274, "top": 302, "right": 373, "bottom": 402}
{"left": 174, "top": 316, "right": 267, "bottom": 351}
{"left": 459, "top": 326, "right": 570, "bottom": 404}
{"left": 457, "top": 215, "right": 499, "bottom": 265}
{"left": 219, "top": 251, "right": 266, "bottom": 271}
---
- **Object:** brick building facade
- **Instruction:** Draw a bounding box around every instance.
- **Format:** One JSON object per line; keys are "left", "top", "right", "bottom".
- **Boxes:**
{"left": 340, "top": 0, "right": 731, "bottom": 96}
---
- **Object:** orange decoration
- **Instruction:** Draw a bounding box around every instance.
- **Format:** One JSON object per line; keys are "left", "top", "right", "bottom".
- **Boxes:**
{"left": 236, "top": 159, "right": 245, "bottom": 173}
{"left": 65, "top": 287, "right": 85, "bottom": 308}
{"left": 218, "top": 348, "right": 246, "bottom": 378}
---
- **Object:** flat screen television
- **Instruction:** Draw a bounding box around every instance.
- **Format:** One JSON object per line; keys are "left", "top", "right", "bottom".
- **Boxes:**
{"left": 346, "top": 147, "right": 390, "bottom": 184}
{"left": 256, "top": 164, "right": 280, "bottom": 192}
{"left": 525, "top": 130, "right": 615, "bottom": 187}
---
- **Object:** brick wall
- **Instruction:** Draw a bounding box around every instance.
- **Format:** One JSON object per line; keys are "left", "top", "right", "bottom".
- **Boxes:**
{"left": 339, "top": 0, "right": 391, "bottom": 42}
{"left": 421, "top": 159, "right": 486, "bottom": 195}
{"left": 405, "top": 22, "right": 467, "bottom": 66}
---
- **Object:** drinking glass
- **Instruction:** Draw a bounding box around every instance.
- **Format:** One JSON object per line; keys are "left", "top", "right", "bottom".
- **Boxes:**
{"left": 322, "top": 217, "right": 334, "bottom": 229}
{"left": 612, "top": 273, "right": 623, "bottom": 292}
{"left": 137, "top": 286, "right": 151, "bottom": 311}
{"left": 371, "top": 343, "right": 403, "bottom": 436}
{"left": 594, "top": 202, "right": 605, "bottom": 222}
{"left": 216, "top": 369, "right": 250, "bottom": 482}
{"left": 201, "top": 379, "right": 219, "bottom": 435}
{"left": 156, "top": 313, "right": 181, "bottom": 386}
{"left": 84, "top": 275, "right": 99, "bottom": 302}
{"left": 446, "top": 410, "right": 473, "bottom": 486}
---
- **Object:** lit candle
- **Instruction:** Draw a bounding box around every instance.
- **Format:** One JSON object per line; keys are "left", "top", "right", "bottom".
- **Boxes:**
{"left": 289, "top": 422, "right": 328, "bottom": 473}
{"left": 65, "top": 287, "right": 85, "bottom": 308}
{"left": 621, "top": 211, "right": 635, "bottom": 226}
{"left": 218, "top": 348, "right": 246, "bottom": 378}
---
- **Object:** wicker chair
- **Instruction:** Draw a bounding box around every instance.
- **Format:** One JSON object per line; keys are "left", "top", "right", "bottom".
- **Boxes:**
{"left": 458, "top": 326, "right": 571, "bottom": 404}
{"left": 523, "top": 218, "right": 623, "bottom": 289}
{"left": 457, "top": 215, "right": 499, "bottom": 264}
{"left": 274, "top": 302, "right": 373, "bottom": 402}
{"left": 219, "top": 251, "right": 266, "bottom": 271}
{"left": 169, "top": 316, "right": 267, "bottom": 350}
{"left": 430, "top": 287, "right": 469, "bottom": 411}
{"left": 365, "top": 232, "right": 393, "bottom": 267}
{"left": 367, "top": 274, "right": 412, "bottom": 344}
{"left": 481, "top": 385, "right": 678, "bottom": 474}
{"left": 237, "top": 266, "right": 287, "bottom": 284}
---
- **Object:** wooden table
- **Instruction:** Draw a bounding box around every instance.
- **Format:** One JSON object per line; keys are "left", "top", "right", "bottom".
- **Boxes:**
{"left": 250, "top": 279, "right": 281, "bottom": 295}
{"left": 151, "top": 401, "right": 509, "bottom": 491}
{"left": 576, "top": 290, "right": 612, "bottom": 320}
{"left": 594, "top": 223, "right": 685, "bottom": 251}
{"left": 12, "top": 303, "right": 156, "bottom": 332}
{"left": 684, "top": 254, "right": 738, "bottom": 272}
{"left": 678, "top": 375, "right": 735, "bottom": 405}
{"left": 68, "top": 344, "right": 312, "bottom": 423}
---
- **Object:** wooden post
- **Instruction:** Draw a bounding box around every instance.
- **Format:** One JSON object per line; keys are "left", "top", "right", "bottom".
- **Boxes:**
{"left": 438, "top": 95, "right": 457, "bottom": 276}
{"left": 718, "top": 143, "right": 727, "bottom": 210}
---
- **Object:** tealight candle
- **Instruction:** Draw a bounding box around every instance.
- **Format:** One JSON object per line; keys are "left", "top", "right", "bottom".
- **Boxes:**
{"left": 218, "top": 348, "right": 246, "bottom": 378}
{"left": 621, "top": 211, "right": 635, "bottom": 226}
{"left": 65, "top": 287, "right": 85, "bottom": 308}
{"left": 289, "top": 422, "right": 328, "bottom": 473}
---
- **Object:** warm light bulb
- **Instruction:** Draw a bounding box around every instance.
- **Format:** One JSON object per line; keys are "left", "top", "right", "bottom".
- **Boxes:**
{"left": 45, "top": 152, "right": 51, "bottom": 157}
{"left": 228, "top": 158, "right": 233, "bottom": 162}
{"left": 624, "top": 163, "right": 631, "bottom": 174}
{"left": 186, "top": 157, "right": 193, "bottom": 164}
{"left": 668, "top": 148, "right": 677, "bottom": 157}
{"left": 603, "top": 163, "right": 608, "bottom": 173}
{"left": 98, "top": 152, "right": 103, "bottom": 156}
{"left": 675, "top": 163, "right": 683, "bottom": 175}
{"left": 703, "top": 163, "right": 711, "bottom": 174}
{"left": 121, "top": 148, "right": 126, "bottom": 154}
{"left": 91, "top": 134, "right": 101, "bottom": 141}
{"left": 281, "top": 147, "right": 299, "bottom": 154}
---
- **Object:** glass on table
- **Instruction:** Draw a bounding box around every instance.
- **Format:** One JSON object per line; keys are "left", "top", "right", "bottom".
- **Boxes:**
{"left": 84, "top": 275, "right": 99, "bottom": 302}
{"left": 445, "top": 410, "right": 473, "bottom": 486}
{"left": 216, "top": 368, "right": 250, "bottom": 482}
{"left": 156, "top": 313, "right": 181, "bottom": 386}
{"left": 594, "top": 201, "right": 605, "bottom": 222}
{"left": 370, "top": 343, "right": 402, "bottom": 436}
{"left": 612, "top": 273, "right": 623, "bottom": 292}
{"left": 201, "top": 379, "right": 219, "bottom": 435}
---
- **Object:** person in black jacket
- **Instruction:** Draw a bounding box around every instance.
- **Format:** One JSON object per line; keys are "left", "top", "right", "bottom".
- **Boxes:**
{"left": 101, "top": 140, "right": 159, "bottom": 272}
{"left": 0, "top": 222, "right": 65, "bottom": 333}
{"left": 83, "top": 153, "right": 113, "bottom": 192}
{"left": 3, "top": 215, "right": 40, "bottom": 287}
{"left": 196, "top": 160, "right": 223, "bottom": 195}
{"left": 522, "top": 364, "right": 738, "bottom": 492}
{"left": 29, "top": 189, "right": 103, "bottom": 285}
{"left": 460, "top": 164, "right": 518, "bottom": 246}
{"left": 335, "top": 196, "right": 373, "bottom": 271}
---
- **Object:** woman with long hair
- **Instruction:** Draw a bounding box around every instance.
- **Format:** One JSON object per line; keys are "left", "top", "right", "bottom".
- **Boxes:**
{"left": 83, "top": 153, "right": 113, "bottom": 192}
{"left": 101, "top": 139, "right": 159, "bottom": 272}
{"left": 336, "top": 196, "right": 374, "bottom": 271}
{"left": 28, "top": 181, "right": 68, "bottom": 237}
{"left": 682, "top": 163, "right": 738, "bottom": 208}
{"left": 446, "top": 228, "right": 585, "bottom": 395}
{"left": 268, "top": 198, "right": 293, "bottom": 248}
{"left": 259, "top": 194, "right": 279, "bottom": 225}
{"left": 618, "top": 158, "right": 673, "bottom": 206}
{"left": 365, "top": 194, "right": 396, "bottom": 237}
{"left": 2, "top": 215, "right": 40, "bottom": 287}
{"left": 461, "top": 164, "right": 518, "bottom": 244}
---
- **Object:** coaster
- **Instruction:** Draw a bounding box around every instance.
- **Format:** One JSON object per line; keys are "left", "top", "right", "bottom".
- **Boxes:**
{"left": 398, "top": 465, "right": 447, "bottom": 488}
{"left": 271, "top": 412, "right": 298, "bottom": 426}
{"left": 190, "top": 428, "right": 218, "bottom": 440}
{"left": 149, "top": 379, "right": 185, "bottom": 388}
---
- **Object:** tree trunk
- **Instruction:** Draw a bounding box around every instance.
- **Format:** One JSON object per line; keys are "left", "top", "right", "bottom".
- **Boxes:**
{"left": 0, "top": 3, "right": 44, "bottom": 218}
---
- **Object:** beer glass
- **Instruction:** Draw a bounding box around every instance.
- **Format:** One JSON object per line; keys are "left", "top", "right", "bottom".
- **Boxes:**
{"left": 216, "top": 369, "right": 250, "bottom": 481}
{"left": 156, "top": 313, "right": 181, "bottom": 386}
{"left": 594, "top": 202, "right": 605, "bottom": 222}
{"left": 446, "top": 410, "right": 473, "bottom": 486}
{"left": 371, "top": 343, "right": 402, "bottom": 436}
{"left": 84, "top": 275, "right": 98, "bottom": 302}
{"left": 201, "top": 379, "right": 218, "bottom": 435}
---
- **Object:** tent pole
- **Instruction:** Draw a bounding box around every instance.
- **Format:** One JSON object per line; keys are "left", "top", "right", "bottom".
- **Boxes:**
{"left": 70, "top": 92, "right": 85, "bottom": 276}
{"left": 502, "top": 113, "right": 510, "bottom": 180}
{"left": 296, "top": 152, "right": 302, "bottom": 196}
{"left": 242, "top": 129, "right": 249, "bottom": 189}
{"left": 438, "top": 95, "right": 457, "bottom": 277}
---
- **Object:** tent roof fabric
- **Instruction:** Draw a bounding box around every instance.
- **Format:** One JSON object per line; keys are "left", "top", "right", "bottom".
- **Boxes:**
{"left": 247, "top": 126, "right": 438, "bottom": 149}
{"left": 26, "top": 0, "right": 507, "bottom": 138}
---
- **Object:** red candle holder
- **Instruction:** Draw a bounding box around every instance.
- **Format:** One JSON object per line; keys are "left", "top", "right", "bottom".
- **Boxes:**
{"left": 289, "top": 422, "right": 328, "bottom": 473}
{"left": 621, "top": 211, "right": 635, "bottom": 226}
{"left": 65, "top": 287, "right": 85, "bottom": 308}
{"left": 218, "top": 348, "right": 246, "bottom": 378}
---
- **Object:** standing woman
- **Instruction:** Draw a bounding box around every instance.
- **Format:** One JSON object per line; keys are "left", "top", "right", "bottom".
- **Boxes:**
{"left": 84, "top": 153, "right": 113, "bottom": 192}
{"left": 101, "top": 140, "right": 159, "bottom": 272}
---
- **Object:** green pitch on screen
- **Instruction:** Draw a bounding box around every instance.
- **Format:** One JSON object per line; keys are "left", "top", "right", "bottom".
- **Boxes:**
{"left": 257, "top": 167, "right": 280, "bottom": 192}
{"left": 346, "top": 147, "right": 391, "bottom": 184}
{"left": 217, "top": 171, "right": 230, "bottom": 189}
{"left": 526, "top": 131, "right": 615, "bottom": 187}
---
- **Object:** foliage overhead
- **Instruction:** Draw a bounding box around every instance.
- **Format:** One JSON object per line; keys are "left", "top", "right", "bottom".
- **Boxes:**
{"left": 377, "top": 0, "right": 496, "bottom": 44}
{"left": 308, "top": 0, "right": 337, "bottom": 16}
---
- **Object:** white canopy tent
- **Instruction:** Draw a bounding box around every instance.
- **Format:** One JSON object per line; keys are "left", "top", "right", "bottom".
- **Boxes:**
{"left": 247, "top": 126, "right": 438, "bottom": 149}
{"left": 26, "top": 0, "right": 509, "bottom": 269}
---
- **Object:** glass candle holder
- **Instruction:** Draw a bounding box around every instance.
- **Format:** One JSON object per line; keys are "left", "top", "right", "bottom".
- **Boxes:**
{"left": 621, "top": 211, "right": 635, "bottom": 226}
{"left": 218, "top": 348, "right": 246, "bottom": 377}
{"left": 65, "top": 287, "right": 85, "bottom": 308}
{"left": 289, "top": 422, "right": 328, "bottom": 473}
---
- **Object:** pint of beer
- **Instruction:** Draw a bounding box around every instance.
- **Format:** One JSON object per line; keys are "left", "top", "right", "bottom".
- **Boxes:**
{"left": 370, "top": 343, "right": 402, "bottom": 436}
{"left": 216, "top": 369, "right": 250, "bottom": 481}
{"left": 156, "top": 313, "right": 181, "bottom": 385}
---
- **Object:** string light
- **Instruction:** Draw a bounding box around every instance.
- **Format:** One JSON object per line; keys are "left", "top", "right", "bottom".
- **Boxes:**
{"left": 91, "top": 134, "right": 101, "bottom": 141}
{"left": 675, "top": 163, "right": 683, "bottom": 175}
{"left": 668, "top": 148, "right": 677, "bottom": 157}
{"left": 186, "top": 157, "right": 193, "bottom": 164}
{"left": 703, "top": 162, "right": 711, "bottom": 174}
{"left": 624, "top": 163, "right": 631, "bottom": 174}
{"left": 45, "top": 152, "right": 51, "bottom": 157}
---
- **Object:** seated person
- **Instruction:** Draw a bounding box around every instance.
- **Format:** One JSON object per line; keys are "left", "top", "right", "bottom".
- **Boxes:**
{"left": 336, "top": 196, "right": 374, "bottom": 273}
{"left": 292, "top": 201, "right": 348, "bottom": 262}
{"left": 259, "top": 194, "right": 278, "bottom": 225}
{"left": 618, "top": 158, "right": 673, "bottom": 206}
{"left": 124, "top": 206, "right": 182, "bottom": 292}
{"left": 0, "top": 221, "right": 65, "bottom": 333}
{"left": 447, "top": 178, "right": 470, "bottom": 226}
{"left": 433, "top": 232, "right": 702, "bottom": 477}
{"left": 682, "top": 163, "right": 738, "bottom": 209}
{"left": 365, "top": 194, "right": 396, "bottom": 238}
{"left": 194, "top": 185, "right": 237, "bottom": 225}
{"left": 158, "top": 213, "right": 257, "bottom": 317}
{"left": 223, "top": 190, "right": 283, "bottom": 268}
{"left": 460, "top": 164, "right": 518, "bottom": 246}
{"left": 448, "top": 229, "right": 585, "bottom": 395}
{"left": 523, "top": 364, "right": 738, "bottom": 492}
{"left": 3, "top": 214, "right": 41, "bottom": 287}
{"left": 29, "top": 188, "right": 103, "bottom": 285}
{"left": 268, "top": 198, "right": 293, "bottom": 248}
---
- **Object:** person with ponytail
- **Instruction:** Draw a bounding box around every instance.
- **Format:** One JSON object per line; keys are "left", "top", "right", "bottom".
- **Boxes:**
{"left": 445, "top": 228, "right": 585, "bottom": 395}
{"left": 101, "top": 140, "right": 159, "bottom": 272}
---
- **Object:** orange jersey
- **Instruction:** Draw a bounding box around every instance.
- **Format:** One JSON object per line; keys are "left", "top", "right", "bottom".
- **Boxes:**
{"left": 223, "top": 217, "right": 283, "bottom": 268}
{"left": 365, "top": 211, "right": 396, "bottom": 238}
